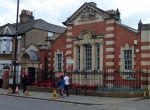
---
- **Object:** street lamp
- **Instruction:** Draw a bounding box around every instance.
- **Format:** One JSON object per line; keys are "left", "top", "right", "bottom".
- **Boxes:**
{"left": 12, "top": 0, "right": 19, "bottom": 93}
{"left": 44, "top": 57, "right": 48, "bottom": 81}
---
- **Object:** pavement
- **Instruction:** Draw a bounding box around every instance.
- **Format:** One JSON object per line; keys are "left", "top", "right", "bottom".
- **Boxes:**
{"left": 0, "top": 88, "right": 143, "bottom": 105}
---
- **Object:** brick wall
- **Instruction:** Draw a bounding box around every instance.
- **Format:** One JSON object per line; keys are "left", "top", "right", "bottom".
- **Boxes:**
{"left": 50, "top": 32, "right": 67, "bottom": 70}
{"left": 114, "top": 24, "right": 141, "bottom": 70}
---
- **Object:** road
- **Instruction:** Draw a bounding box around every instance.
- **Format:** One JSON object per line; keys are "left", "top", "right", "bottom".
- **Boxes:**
{"left": 0, "top": 95, "right": 150, "bottom": 110}
{"left": 0, "top": 95, "right": 106, "bottom": 110}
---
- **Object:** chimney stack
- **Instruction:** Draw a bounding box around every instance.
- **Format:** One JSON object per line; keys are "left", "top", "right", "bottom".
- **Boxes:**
{"left": 20, "top": 10, "right": 34, "bottom": 23}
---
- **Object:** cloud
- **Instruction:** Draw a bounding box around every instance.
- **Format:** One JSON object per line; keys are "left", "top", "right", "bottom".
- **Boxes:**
{"left": 0, "top": 1, "right": 16, "bottom": 24}
{"left": 0, "top": 0, "right": 150, "bottom": 28}
{"left": 17, "top": 0, "right": 84, "bottom": 26}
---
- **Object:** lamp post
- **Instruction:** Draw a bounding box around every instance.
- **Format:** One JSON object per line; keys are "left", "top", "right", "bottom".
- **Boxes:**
{"left": 44, "top": 57, "right": 48, "bottom": 81}
{"left": 12, "top": 0, "right": 19, "bottom": 93}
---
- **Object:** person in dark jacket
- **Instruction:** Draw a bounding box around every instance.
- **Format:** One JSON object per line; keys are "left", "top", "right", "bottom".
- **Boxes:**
{"left": 21, "top": 69, "right": 28, "bottom": 93}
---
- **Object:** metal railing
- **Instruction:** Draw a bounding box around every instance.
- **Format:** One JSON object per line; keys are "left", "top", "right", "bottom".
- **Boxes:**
{"left": 66, "top": 69, "right": 148, "bottom": 93}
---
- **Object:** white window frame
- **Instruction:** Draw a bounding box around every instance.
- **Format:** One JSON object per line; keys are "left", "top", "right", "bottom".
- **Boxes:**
{"left": 54, "top": 50, "right": 64, "bottom": 72}
{"left": 0, "top": 37, "right": 12, "bottom": 54}
{"left": 124, "top": 49, "right": 132, "bottom": 70}
{"left": 84, "top": 44, "right": 92, "bottom": 70}
{"left": 48, "top": 32, "right": 54, "bottom": 40}
{"left": 120, "top": 44, "right": 135, "bottom": 71}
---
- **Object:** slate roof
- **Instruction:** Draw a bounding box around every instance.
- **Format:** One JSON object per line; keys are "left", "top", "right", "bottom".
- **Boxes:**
{"left": 119, "top": 24, "right": 138, "bottom": 33}
{"left": 0, "top": 19, "right": 66, "bottom": 37}
{"left": 142, "top": 24, "right": 150, "bottom": 30}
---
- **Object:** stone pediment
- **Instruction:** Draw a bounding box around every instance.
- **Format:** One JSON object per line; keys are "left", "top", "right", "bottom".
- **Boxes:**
{"left": 63, "top": 2, "right": 110, "bottom": 26}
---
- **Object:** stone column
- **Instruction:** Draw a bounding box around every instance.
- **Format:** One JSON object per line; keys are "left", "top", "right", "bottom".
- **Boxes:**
{"left": 100, "top": 44, "right": 103, "bottom": 70}
{"left": 92, "top": 43, "right": 96, "bottom": 70}
{"left": 80, "top": 44, "right": 84, "bottom": 70}
{"left": 73, "top": 45, "right": 77, "bottom": 70}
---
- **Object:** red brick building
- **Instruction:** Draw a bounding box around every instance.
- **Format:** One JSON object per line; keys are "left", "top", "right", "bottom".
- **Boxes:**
{"left": 49, "top": 2, "right": 150, "bottom": 91}
{"left": 50, "top": 2, "right": 149, "bottom": 72}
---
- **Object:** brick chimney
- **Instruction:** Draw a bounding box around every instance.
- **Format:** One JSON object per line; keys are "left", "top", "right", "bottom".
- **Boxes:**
{"left": 20, "top": 10, "right": 34, "bottom": 23}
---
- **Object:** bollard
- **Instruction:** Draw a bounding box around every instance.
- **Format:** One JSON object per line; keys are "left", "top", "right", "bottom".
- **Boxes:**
{"left": 51, "top": 90, "right": 58, "bottom": 99}
{"left": 7, "top": 87, "right": 13, "bottom": 94}
{"left": 143, "top": 89, "right": 149, "bottom": 98}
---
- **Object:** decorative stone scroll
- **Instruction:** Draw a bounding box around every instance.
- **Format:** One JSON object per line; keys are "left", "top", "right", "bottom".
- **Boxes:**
{"left": 80, "top": 6, "right": 97, "bottom": 22}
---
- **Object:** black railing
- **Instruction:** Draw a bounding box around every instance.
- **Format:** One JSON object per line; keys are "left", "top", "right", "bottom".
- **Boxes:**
{"left": 66, "top": 69, "right": 148, "bottom": 93}
{"left": 8, "top": 69, "right": 148, "bottom": 95}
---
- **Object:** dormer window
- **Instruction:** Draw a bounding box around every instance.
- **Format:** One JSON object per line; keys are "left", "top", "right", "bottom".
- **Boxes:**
{"left": 48, "top": 32, "right": 54, "bottom": 40}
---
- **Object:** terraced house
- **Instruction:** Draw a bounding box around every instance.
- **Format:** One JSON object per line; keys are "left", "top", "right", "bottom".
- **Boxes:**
{"left": 0, "top": 9, "right": 65, "bottom": 85}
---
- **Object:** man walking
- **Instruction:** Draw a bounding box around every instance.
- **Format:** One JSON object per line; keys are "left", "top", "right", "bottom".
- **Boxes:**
{"left": 64, "top": 73, "right": 69, "bottom": 96}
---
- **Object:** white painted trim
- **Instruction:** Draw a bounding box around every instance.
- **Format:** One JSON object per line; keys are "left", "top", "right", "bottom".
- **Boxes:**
{"left": 0, "top": 37, "right": 12, "bottom": 40}
{"left": 0, "top": 60, "right": 11, "bottom": 64}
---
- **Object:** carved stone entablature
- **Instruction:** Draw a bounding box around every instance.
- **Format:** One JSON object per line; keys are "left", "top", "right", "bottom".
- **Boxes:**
{"left": 79, "top": 6, "right": 97, "bottom": 22}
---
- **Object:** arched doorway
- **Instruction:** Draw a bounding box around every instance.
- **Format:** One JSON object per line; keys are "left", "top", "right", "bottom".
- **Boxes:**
{"left": 28, "top": 67, "right": 36, "bottom": 85}
{"left": 21, "top": 50, "right": 39, "bottom": 85}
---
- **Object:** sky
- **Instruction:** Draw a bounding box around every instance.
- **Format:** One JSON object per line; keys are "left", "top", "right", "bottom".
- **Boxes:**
{"left": 0, "top": 0, "right": 150, "bottom": 29}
